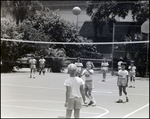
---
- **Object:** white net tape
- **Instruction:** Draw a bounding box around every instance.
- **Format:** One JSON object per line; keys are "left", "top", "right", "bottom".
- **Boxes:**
{"left": 1, "top": 38, "right": 149, "bottom": 45}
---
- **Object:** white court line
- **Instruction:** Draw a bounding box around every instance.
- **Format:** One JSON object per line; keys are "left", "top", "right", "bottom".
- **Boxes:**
{"left": 1, "top": 84, "right": 65, "bottom": 91}
{"left": 1, "top": 104, "right": 101, "bottom": 115}
{"left": 2, "top": 84, "right": 148, "bottom": 96}
{"left": 89, "top": 106, "right": 109, "bottom": 118}
{"left": 1, "top": 75, "right": 29, "bottom": 78}
{"left": 122, "top": 103, "right": 149, "bottom": 118}
{"left": 1, "top": 100, "right": 64, "bottom": 103}
{"left": 1, "top": 73, "right": 64, "bottom": 78}
{"left": 1, "top": 100, "right": 108, "bottom": 117}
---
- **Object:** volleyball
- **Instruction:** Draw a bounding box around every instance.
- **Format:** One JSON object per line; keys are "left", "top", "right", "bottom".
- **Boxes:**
{"left": 72, "top": 7, "right": 81, "bottom": 15}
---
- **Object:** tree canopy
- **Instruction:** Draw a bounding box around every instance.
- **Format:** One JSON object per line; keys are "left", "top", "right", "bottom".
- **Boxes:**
{"left": 86, "top": 0, "right": 149, "bottom": 35}
{"left": 1, "top": 1, "right": 102, "bottom": 72}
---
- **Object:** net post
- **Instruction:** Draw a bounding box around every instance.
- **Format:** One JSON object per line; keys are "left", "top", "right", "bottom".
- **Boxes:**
{"left": 146, "top": 33, "right": 149, "bottom": 76}
{"left": 111, "top": 23, "right": 115, "bottom": 76}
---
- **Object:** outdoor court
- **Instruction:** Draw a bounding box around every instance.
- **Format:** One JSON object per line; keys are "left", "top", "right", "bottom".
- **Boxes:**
{"left": 1, "top": 70, "right": 149, "bottom": 118}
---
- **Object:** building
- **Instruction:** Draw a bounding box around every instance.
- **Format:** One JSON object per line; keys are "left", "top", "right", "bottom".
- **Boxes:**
{"left": 79, "top": 21, "right": 142, "bottom": 59}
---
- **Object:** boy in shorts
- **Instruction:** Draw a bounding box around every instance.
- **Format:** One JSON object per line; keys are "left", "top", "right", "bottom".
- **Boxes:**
{"left": 75, "top": 57, "right": 83, "bottom": 77}
{"left": 116, "top": 62, "right": 129, "bottom": 103}
{"left": 101, "top": 58, "right": 109, "bottom": 82}
{"left": 39, "top": 55, "right": 46, "bottom": 75}
{"left": 128, "top": 61, "right": 136, "bottom": 88}
{"left": 64, "top": 63, "right": 86, "bottom": 118}
{"left": 29, "top": 55, "right": 37, "bottom": 78}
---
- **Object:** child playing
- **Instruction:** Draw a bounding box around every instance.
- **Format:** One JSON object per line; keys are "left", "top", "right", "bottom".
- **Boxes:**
{"left": 116, "top": 62, "right": 129, "bottom": 103}
{"left": 128, "top": 61, "right": 136, "bottom": 88}
{"left": 75, "top": 57, "right": 83, "bottom": 77}
{"left": 118, "top": 57, "right": 123, "bottom": 71}
{"left": 101, "top": 58, "right": 109, "bottom": 82}
{"left": 64, "top": 63, "right": 86, "bottom": 118}
{"left": 80, "top": 61, "right": 96, "bottom": 106}
{"left": 29, "top": 55, "right": 37, "bottom": 78}
{"left": 39, "top": 55, "right": 46, "bottom": 75}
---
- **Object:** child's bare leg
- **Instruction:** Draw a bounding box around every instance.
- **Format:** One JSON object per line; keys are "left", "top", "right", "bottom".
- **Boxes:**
{"left": 85, "top": 88, "right": 90, "bottom": 101}
{"left": 33, "top": 68, "right": 36, "bottom": 78}
{"left": 133, "top": 77, "right": 135, "bottom": 87}
{"left": 88, "top": 88, "right": 96, "bottom": 104}
{"left": 66, "top": 109, "right": 72, "bottom": 118}
{"left": 74, "top": 109, "right": 80, "bottom": 118}
{"left": 30, "top": 69, "right": 32, "bottom": 78}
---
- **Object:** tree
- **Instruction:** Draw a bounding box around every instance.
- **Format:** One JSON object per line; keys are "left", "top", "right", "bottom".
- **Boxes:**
{"left": 1, "top": 5, "right": 102, "bottom": 72}
{"left": 86, "top": 0, "right": 149, "bottom": 76}
{"left": 1, "top": 0, "right": 43, "bottom": 25}
{"left": 86, "top": 0, "right": 149, "bottom": 35}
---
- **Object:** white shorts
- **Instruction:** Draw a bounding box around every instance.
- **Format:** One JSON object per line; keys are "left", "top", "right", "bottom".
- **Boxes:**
{"left": 67, "top": 97, "right": 82, "bottom": 110}
{"left": 39, "top": 64, "right": 45, "bottom": 69}
{"left": 129, "top": 72, "right": 136, "bottom": 77}
{"left": 117, "top": 78, "right": 127, "bottom": 86}
{"left": 30, "top": 65, "right": 36, "bottom": 69}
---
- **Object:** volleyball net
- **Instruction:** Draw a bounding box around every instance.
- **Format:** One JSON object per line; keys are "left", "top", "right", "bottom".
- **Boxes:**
{"left": 1, "top": 38, "right": 149, "bottom": 76}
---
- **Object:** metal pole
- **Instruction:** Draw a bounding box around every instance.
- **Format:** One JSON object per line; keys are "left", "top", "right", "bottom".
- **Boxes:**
{"left": 111, "top": 23, "right": 115, "bottom": 75}
{"left": 146, "top": 33, "right": 149, "bottom": 76}
{"left": 77, "top": 15, "right": 78, "bottom": 28}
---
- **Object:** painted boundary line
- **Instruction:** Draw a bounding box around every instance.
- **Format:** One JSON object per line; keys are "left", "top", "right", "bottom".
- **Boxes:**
{"left": 122, "top": 103, "right": 149, "bottom": 118}
{"left": 2, "top": 84, "right": 149, "bottom": 96}
{"left": 1, "top": 84, "right": 65, "bottom": 91}
{"left": 1, "top": 100, "right": 108, "bottom": 118}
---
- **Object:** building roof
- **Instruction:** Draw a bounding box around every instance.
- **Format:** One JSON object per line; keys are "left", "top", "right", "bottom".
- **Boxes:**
{"left": 79, "top": 21, "right": 142, "bottom": 38}
{"left": 79, "top": 21, "right": 142, "bottom": 54}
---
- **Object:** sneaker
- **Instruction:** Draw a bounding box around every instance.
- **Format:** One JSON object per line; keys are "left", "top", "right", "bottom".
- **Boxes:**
{"left": 129, "top": 86, "right": 132, "bottom": 88}
{"left": 116, "top": 99, "right": 123, "bottom": 103}
{"left": 102, "top": 80, "right": 105, "bottom": 82}
{"left": 88, "top": 101, "right": 93, "bottom": 105}
{"left": 33, "top": 77, "right": 35, "bottom": 78}
{"left": 133, "top": 86, "right": 135, "bottom": 88}
{"left": 91, "top": 102, "right": 96, "bottom": 106}
{"left": 84, "top": 100, "right": 88, "bottom": 104}
{"left": 126, "top": 97, "right": 129, "bottom": 102}
{"left": 30, "top": 75, "right": 32, "bottom": 78}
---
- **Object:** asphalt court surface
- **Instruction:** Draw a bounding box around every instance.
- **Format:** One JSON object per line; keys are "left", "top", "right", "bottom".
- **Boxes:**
{"left": 1, "top": 71, "right": 149, "bottom": 118}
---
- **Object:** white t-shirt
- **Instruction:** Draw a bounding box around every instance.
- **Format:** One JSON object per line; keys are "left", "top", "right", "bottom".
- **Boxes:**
{"left": 29, "top": 59, "right": 36, "bottom": 65}
{"left": 128, "top": 65, "right": 136, "bottom": 73}
{"left": 39, "top": 58, "right": 46, "bottom": 64}
{"left": 75, "top": 62, "right": 83, "bottom": 73}
{"left": 81, "top": 69, "right": 94, "bottom": 81}
{"left": 64, "top": 77, "right": 85, "bottom": 98}
{"left": 118, "top": 70, "right": 128, "bottom": 79}
{"left": 101, "top": 62, "right": 109, "bottom": 70}
{"left": 75, "top": 62, "right": 83, "bottom": 67}
{"left": 118, "top": 61, "right": 123, "bottom": 69}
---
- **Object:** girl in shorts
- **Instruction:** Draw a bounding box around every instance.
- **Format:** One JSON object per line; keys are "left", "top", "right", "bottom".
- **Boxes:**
{"left": 80, "top": 61, "right": 96, "bottom": 106}
{"left": 116, "top": 62, "right": 129, "bottom": 103}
